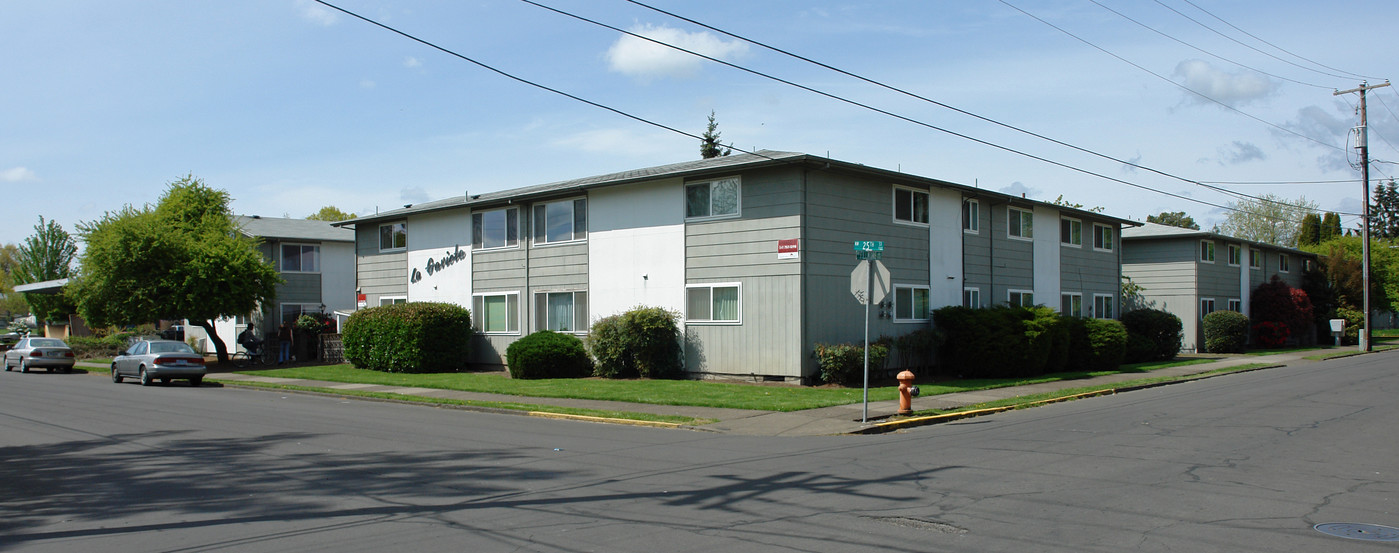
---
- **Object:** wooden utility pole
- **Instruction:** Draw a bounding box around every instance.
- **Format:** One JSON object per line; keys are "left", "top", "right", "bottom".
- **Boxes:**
{"left": 1335, "top": 81, "right": 1390, "bottom": 352}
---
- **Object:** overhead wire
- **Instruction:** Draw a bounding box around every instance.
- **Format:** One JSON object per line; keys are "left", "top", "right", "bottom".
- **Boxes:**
{"left": 1173, "top": 0, "right": 1382, "bottom": 82}
{"left": 1149, "top": 0, "right": 1356, "bottom": 84}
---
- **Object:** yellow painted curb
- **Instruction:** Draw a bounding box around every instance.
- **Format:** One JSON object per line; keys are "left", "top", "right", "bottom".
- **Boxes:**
{"left": 527, "top": 411, "right": 683, "bottom": 428}
{"left": 860, "top": 389, "right": 1119, "bottom": 434}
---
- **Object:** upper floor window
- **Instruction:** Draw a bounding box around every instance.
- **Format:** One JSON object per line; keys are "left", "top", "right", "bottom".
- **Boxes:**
{"left": 379, "top": 222, "right": 406, "bottom": 252}
{"left": 1061, "top": 218, "right": 1082, "bottom": 246}
{"left": 962, "top": 199, "right": 980, "bottom": 233}
{"left": 685, "top": 177, "right": 740, "bottom": 219}
{"left": 894, "top": 285, "right": 931, "bottom": 321}
{"left": 472, "top": 207, "right": 519, "bottom": 250}
{"left": 533, "top": 198, "right": 587, "bottom": 245}
{"left": 1249, "top": 249, "right": 1262, "bottom": 269}
{"left": 281, "top": 244, "right": 320, "bottom": 273}
{"left": 1227, "top": 244, "right": 1242, "bottom": 266}
{"left": 1279, "top": 254, "right": 1290, "bottom": 272}
{"left": 1093, "top": 224, "right": 1114, "bottom": 251}
{"left": 1009, "top": 207, "right": 1033, "bottom": 239}
{"left": 894, "top": 187, "right": 929, "bottom": 225}
{"left": 1200, "top": 240, "right": 1215, "bottom": 263}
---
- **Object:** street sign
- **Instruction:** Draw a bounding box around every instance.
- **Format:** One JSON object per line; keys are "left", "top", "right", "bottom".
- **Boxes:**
{"left": 853, "top": 240, "right": 884, "bottom": 252}
{"left": 850, "top": 260, "right": 891, "bottom": 305}
{"left": 855, "top": 251, "right": 882, "bottom": 260}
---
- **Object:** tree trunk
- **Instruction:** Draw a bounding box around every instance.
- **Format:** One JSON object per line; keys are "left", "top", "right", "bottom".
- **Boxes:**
{"left": 191, "top": 319, "right": 229, "bottom": 364}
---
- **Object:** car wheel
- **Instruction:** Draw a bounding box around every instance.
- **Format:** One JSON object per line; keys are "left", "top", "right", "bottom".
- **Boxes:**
{"left": 189, "top": 376, "right": 202, "bottom": 387}
{"left": 112, "top": 365, "right": 123, "bottom": 383}
{"left": 20, "top": 360, "right": 29, "bottom": 373}
{"left": 139, "top": 367, "right": 153, "bottom": 387}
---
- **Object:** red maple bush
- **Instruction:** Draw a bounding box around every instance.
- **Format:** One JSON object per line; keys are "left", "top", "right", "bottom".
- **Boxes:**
{"left": 1250, "top": 276, "right": 1314, "bottom": 345}
{"left": 1252, "top": 321, "right": 1290, "bottom": 348}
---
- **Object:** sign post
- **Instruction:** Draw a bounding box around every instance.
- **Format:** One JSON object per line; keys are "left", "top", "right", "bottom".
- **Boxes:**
{"left": 851, "top": 241, "right": 888, "bottom": 423}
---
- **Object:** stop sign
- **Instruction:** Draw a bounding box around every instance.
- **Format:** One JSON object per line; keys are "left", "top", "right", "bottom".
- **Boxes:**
{"left": 851, "top": 259, "right": 891, "bottom": 305}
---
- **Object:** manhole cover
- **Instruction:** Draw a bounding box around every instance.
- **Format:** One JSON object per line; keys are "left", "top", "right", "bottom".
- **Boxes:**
{"left": 1314, "top": 523, "right": 1399, "bottom": 541}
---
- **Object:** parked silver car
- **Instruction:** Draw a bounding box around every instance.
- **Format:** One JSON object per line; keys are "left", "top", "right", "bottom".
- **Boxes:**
{"left": 112, "top": 339, "right": 207, "bottom": 386}
{"left": 3, "top": 337, "right": 76, "bottom": 373}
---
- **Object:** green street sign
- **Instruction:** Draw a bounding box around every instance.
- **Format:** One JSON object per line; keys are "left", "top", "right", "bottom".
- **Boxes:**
{"left": 853, "top": 240, "right": 884, "bottom": 252}
{"left": 855, "top": 251, "right": 882, "bottom": 260}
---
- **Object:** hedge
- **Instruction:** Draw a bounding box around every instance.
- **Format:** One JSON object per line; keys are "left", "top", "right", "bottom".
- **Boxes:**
{"left": 1120, "top": 308, "right": 1183, "bottom": 362}
{"left": 505, "top": 331, "right": 593, "bottom": 379}
{"left": 587, "top": 306, "right": 683, "bottom": 379}
{"left": 342, "top": 302, "right": 473, "bottom": 373}
{"left": 1202, "top": 310, "right": 1249, "bottom": 353}
{"left": 813, "top": 342, "right": 890, "bottom": 386}
{"left": 932, "top": 305, "right": 1067, "bottom": 378}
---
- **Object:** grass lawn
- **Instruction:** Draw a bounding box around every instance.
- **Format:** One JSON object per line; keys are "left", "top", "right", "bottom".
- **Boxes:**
{"left": 235, "top": 358, "right": 1216, "bottom": 412}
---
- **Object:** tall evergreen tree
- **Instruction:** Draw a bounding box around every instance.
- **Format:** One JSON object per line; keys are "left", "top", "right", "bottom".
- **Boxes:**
{"left": 1320, "top": 212, "right": 1343, "bottom": 242}
{"left": 699, "top": 111, "right": 732, "bottom": 159}
{"left": 1371, "top": 179, "right": 1399, "bottom": 239}
{"left": 1297, "top": 213, "right": 1322, "bottom": 246}
{"left": 14, "top": 217, "right": 78, "bottom": 323}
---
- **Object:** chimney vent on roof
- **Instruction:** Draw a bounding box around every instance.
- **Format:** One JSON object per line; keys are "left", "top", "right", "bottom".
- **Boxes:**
{"left": 251, "top": 215, "right": 261, "bottom": 219}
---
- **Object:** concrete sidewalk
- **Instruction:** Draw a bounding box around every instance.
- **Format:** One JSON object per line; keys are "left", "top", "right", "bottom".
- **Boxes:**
{"left": 75, "top": 348, "right": 1385, "bottom": 436}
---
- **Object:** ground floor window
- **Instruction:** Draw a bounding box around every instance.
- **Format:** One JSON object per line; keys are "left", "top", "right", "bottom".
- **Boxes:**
{"left": 1227, "top": 299, "right": 1242, "bottom": 312}
{"left": 687, "top": 283, "right": 741, "bottom": 323}
{"left": 1093, "top": 294, "right": 1114, "bottom": 319}
{"left": 1061, "top": 293, "right": 1083, "bottom": 317}
{"left": 473, "top": 292, "right": 520, "bottom": 334}
{"left": 534, "top": 291, "right": 588, "bottom": 333}
{"left": 963, "top": 287, "right": 981, "bottom": 308}
{"left": 1008, "top": 290, "right": 1034, "bottom": 308}
{"left": 280, "top": 303, "right": 322, "bottom": 326}
{"left": 1200, "top": 298, "right": 1216, "bottom": 319}
{"left": 894, "top": 285, "right": 930, "bottom": 321}
{"left": 379, "top": 296, "right": 407, "bottom": 306}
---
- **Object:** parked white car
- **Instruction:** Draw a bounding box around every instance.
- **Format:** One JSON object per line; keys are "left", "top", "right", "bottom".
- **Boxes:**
{"left": 112, "top": 339, "right": 206, "bottom": 386}
{"left": 4, "top": 337, "right": 76, "bottom": 373}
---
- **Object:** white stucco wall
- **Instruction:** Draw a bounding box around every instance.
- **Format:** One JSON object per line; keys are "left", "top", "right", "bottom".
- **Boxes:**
{"left": 405, "top": 210, "right": 473, "bottom": 307}
{"left": 588, "top": 179, "right": 686, "bottom": 321}
{"left": 1033, "top": 205, "right": 1062, "bottom": 307}
{"left": 928, "top": 187, "right": 963, "bottom": 308}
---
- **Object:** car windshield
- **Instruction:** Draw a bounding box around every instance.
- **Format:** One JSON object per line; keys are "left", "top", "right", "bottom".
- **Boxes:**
{"left": 30, "top": 339, "right": 66, "bottom": 348}
{"left": 149, "top": 342, "right": 194, "bottom": 354}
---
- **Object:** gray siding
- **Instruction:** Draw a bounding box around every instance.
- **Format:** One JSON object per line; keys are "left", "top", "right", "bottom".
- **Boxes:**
{"left": 355, "top": 225, "right": 407, "bottom": 304}
{"left": 989, "top": 203, "right": 1034, "bottom": 303}
{"left": 279, "top": 273, "right": 322, "bottom": 304}
{"left": 962, "top": 197, "right": 991, "bottom": 306}
{"left": 1059, "top": 219, "right": 1120, "bottom": 306}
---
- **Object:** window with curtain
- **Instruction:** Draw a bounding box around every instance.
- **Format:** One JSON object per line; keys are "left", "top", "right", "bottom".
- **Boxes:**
{"left": 532, "top": 199, "right": 587, "bottom": 245}
{"left": 1093, "top": 224, "right": 1114, "bottom": 251}
{"left": 894, "top": 187, "right": 929, "bottom": 225}
{"left": 1062, "top": 293, "right": 1083, "bottom": 317}
{"left": 1093, "top": 295, "right": 1114, "bottom": 319}
{"left": 963, "top": 287, "right": 981, "bottom": 308}
{"left": 1061, "top": 218, "right": 1082, "bottom": 246}
{"left": 894, "top": 285, "right": 930, "bottom": 321}
{"left": 686, "top": 284, "right": 740, "bottom": 323}
{"left": 1009, "top": 207, "right": 1033, "bottom": 239}
{"left": 962, "top": 200, "right": 979, "bottom": 232}
{"left": 1009, "top": 290, "right": 1034, "bottom": 307}
{"left": 1200, "top": 240, "right": 1215, "bottom": 262}
{"left": 472, "top": 208, "right": 519, "bottom": 250}
{"left": 534, "top": 291, "right": 588, "bottom": 333}
{"left": 473, "top": 293, "right": 520, "bottom": 333}
{"left": 685, "top": 177, "right": 740, "bottom": 219}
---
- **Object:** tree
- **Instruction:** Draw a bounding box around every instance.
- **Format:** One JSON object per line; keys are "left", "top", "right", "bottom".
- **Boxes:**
{"left": 1297, "top": 213, "right": 1322, "bottom": 247}
{"left": 1051, "top": 195, "right": 1104, "bottom": 213}
{"left": 1217, "top": 193, "right": 1318, "bottom": 247}
{"left": 0, "top": 243, "right": 30, "bottom": 318}
{"left": 1320, "top": 212, "right": 1342, "bottom": 242}
{"left": 14, "top": 217, "right": 78, "bottom": 323}
{"left": 1370, "top": 179, "right": 1399, "bottom": 239}
{"left": 307, "top": 205, "right": 356, "bottom": 222}
{"left": 70, "top": 176, "right": 281, "bottom": 362}
{"left": 1146, "top": 211, "right": 1200, "bottom": 230}
{"left": 699, "top": 110, "right": 731, "bottom": 159}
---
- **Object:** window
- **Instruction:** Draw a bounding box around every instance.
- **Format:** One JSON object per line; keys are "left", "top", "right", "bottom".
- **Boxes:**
{"left": 1008, "top": 290, "right": 1034, "bottom": 307}
{"left": 894, "top": 285, "right": 931, "bottom": 321}
{"left": 472, "top": 207, "right": 520, "bottom": 250}
{"left": 532, "top": 199, "right": 587, "bottom": 245}
{"left": 534, "top": 291, "right": 588, "bottom": 333}
{"left": 1093, "top": 294, "right": 1114, "bottom": 319}
{"left": 963, "top": 287, "right": 981, "bottom": 308}
{"left": 1093, "top": 224, "right": 1114, "bottom": 251}
{"left": 1227, "top": 299, "right": 1242, "bottom": 312}
{"left": 379, "top": 222, "right": 407, "bottom": 252}
{"left": 379, "top": 296, "right": 407, "bottom": 306}
{"left": 687, "top": 283, "right": 741, "bottom": 323}
{"left": 894, "top": 187, "right": 930, "bottom": 225}
{"left": 1303, "top": 258, "right": 1315, "bottom": 272}
{"left": 962, "top": 199, "right": 980, "bottom": 233}
{"left": 1009, "top": 207, "right": 1033, "bottom": 239}
{"left": 685, "top": 177, "right": 740, "bottom": 219}
{"left": 1200, "top": 240, "right": 1215, "bottom": 262}
{"left": 1061, "top": 293, "right": 1083, "bottom": 317}
{"left": 1227, "top": 244, "right": 1242, "bottom": 266}
{"left": 280, "top": 244, "right": 320, "bottom": 273}
{"left": 1200, "top": 298, "right": 1216, "bottom": 319}
{"left": 1279, "top": 254, "right": 1290, "bottom": 272}
{"left": 1061, "top": 218, "right": 1082, "bottom": 246}
{"left": 1249, "top": 249, "right": 1262, "bottom": 269}
{"left": 473, "top": 293, "right": 520, "bottom": 334}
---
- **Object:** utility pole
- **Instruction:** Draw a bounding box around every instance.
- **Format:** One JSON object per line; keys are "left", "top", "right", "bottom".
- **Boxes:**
{"left": 1335, "top": 81, "right": 1390, "bottom": 352}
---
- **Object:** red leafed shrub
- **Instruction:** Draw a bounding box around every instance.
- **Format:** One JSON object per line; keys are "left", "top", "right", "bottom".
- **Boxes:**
{"left": 1253, "top": 321, "right": 1290, "bottom": 348}
{"left": 1250, "top": 276, "right": 1314, "bottom": 345}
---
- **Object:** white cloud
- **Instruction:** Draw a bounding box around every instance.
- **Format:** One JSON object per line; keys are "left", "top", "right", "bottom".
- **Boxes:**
{"left": 1, "top": 167, "right": 36, "bottom": 182}
{"left": 606, "top": 24, "right": 748, "bottom": 80}
{"left": 999, "top": 181, "right": 1040, "bottom": 198}
{"left": 1173, "top": 59, "right": 1277, "bottom": 108}
{"left": 404, "top": 56, "right": 422, "bottom": 68}
{"left": 296, "top": 0, "right": 338, "bottom": 26}
{"left": 551, "top": 127, "right": 677, "bottom": 157}
{"left": 1220, "top": 141, "right": 1266, "bottom": 165}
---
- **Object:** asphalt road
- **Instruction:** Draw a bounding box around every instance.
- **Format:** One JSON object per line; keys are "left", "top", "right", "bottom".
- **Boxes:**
{"left": 2, "top": 351, "right": 1396, "bottom": 552}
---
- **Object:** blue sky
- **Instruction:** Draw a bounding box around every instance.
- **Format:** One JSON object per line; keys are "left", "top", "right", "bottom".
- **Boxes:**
{"left": 3, "top": 0, "right": 1396, "bottom": 247}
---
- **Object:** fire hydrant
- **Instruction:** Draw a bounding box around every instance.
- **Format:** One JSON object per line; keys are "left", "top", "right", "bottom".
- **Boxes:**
{"left": 897, "top": 370, "right": 917, "bottom": 416}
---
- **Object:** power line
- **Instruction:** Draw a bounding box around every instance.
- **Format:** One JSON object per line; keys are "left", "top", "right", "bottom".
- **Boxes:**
{"left": 1086, "top": 0, "right": 1333, "bottom": 89}
{"left": 1149, "top": 0, "right": 1355, "bottom": 84}
{"left": 1173, "top": 0, "right": 1383, "bottom": 82}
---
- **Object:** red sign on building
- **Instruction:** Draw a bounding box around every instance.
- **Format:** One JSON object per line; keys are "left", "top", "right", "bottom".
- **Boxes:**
{"left": 778, "top": 239, "right": 800, "bottom": 260}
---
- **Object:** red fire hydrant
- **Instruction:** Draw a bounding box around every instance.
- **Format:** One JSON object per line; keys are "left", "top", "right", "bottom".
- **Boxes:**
{"left": 897, "top": 370, "right": 917, "bottom": 416}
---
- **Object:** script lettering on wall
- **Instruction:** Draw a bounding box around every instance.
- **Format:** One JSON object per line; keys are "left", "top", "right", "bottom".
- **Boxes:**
{"left": 410, "top": 245, "right": 467, "bottom": 284}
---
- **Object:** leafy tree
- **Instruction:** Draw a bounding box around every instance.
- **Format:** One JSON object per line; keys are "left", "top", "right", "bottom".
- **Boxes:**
{"left": 699, "top": 110, "right": 731, "bottom": 159}
{"left": 0, "top": 244, "right": 29, "bottom": 317}
{"left": 1300, "top": 236, "right": 1396, "bottom": 313}
{"left": 1051, "top": 195, "right": 1104, "bottom": 213}
{"left": 1146, "top": 211, "right": 1200, "bottom": 230}
{"left": 1217, "top": 193, "right": 1318, "bottom": 247}
{"left": 1320, "top": 212, "right": 1342, "bottom": 242}
{"left": 14, "top": 217, "right": 78, "bottom": 323}
{"left": 1297, "top": 213, "right": 1321, "bottom": 247}
{"left": 1371, "top": 179, "right": 1399, "bottom": 239}
{"left": 70, "top": 176, "right": 281, "bottom": 362}
{"left": 307, "top": 205, "right": 356, "bottom": 222}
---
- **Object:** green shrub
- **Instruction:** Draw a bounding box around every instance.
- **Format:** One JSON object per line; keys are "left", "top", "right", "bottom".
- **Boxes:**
{"left": 587, "top": 306, "right": 682, "bottom": 379}
{"left": 1336, "top": 305, "right": 1364, "bottom": 345}
{"left": 933, "top": 305, "right": 1056, "bottom": 378}
{"left": 506, "top": 331, "right": 593, "bottom": 379}
{"left": 1202, "top": 310, "right": 1249, "bottom": 353}
{"left": 1026, "top": 306, "right": 1069, "bottom": 373}
{"left": 883, "top": 328, "right": 944, "bottom": 371}
{"left": 65, "top": 333, "right": 133, "bottom": 359}
{"left": 1082, "top": 318, "right": 1127, "bottom": 371}
{"left": 813, "top": 342, "right": 890, "bottom": 386}
{"left": 342, "top": 302, "right": 473, "bottom": 373}
{"left": 1120, "top": 308, "right": 1183, "bottom": 362}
